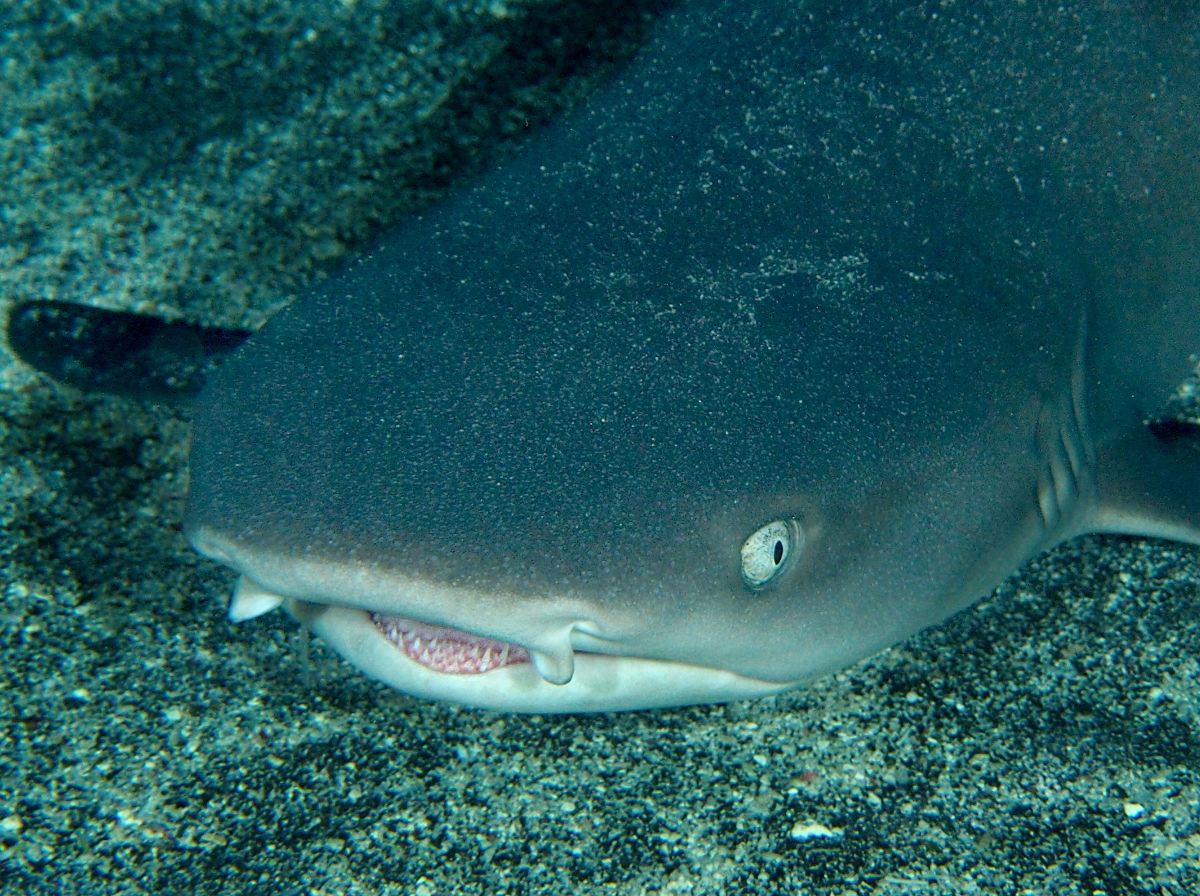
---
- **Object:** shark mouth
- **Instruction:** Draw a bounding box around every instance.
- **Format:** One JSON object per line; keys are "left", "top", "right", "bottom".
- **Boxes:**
{"left": 224, "top": 574, "right": 563, "bottom": 680}
{"left": 371, "top": 613, "right": 532, "bottom": 674}
{"left": 213, "top": 571, "right": 795, "bottom": 710}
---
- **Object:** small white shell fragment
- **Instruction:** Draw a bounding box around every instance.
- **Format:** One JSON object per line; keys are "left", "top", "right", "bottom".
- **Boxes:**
{"left": 0, "top": 815, "right": 23, "bottom": 834}
{"left": 789, "top": 820, "right": 844, "bottom": 841}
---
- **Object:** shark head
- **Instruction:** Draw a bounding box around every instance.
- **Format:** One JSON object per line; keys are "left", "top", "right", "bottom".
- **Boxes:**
{"left": 184, "top": 0, "right": 1200, "bottom": 712}
{"left": 186, "top": 451, "right": 1041, "bottom": 712}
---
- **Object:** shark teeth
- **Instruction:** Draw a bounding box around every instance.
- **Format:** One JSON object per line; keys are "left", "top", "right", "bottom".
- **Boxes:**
{"left": 372, "top": 613, "right": 531, "bottom": 675}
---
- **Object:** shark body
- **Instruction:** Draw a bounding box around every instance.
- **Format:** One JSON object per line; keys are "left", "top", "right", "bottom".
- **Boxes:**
{"left": 185, "top": 0, "right": 1200, "bottom": 711}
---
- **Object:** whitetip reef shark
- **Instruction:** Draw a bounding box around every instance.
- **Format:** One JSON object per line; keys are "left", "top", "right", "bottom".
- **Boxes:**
{"left": 180, "top": 0, "right": 1200, "bottom": 712}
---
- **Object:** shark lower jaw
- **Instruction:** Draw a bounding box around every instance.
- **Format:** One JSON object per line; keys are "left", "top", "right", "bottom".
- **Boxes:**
{"left": 294, "top": 603, "right": 797, "bottom": 713}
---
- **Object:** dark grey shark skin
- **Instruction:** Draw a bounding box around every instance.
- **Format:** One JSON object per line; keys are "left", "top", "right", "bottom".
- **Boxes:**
{"left": 185, "top": 0, "right": 1200, "bottom": 712}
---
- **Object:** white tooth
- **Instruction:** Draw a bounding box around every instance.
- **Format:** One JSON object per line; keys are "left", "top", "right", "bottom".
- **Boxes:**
{"left": 531, "top": 648, "right": 575, "bottom": 685}
{"left": 228, "top": 576, "right": 285, "bottom": 622}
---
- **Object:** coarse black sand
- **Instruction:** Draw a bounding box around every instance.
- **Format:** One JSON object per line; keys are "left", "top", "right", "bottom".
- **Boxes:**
{"left": 2, "top": 2, "right": 1198, "bottom": 893}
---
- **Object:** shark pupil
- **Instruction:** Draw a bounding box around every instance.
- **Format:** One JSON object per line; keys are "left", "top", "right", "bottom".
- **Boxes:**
{"left": 773, "top": 540, "right": 784, "bottom": 565}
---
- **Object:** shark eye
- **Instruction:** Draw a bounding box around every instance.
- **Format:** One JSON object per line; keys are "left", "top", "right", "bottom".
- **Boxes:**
{"left": 740, "top": 520, "right": 802, "bottom": 589}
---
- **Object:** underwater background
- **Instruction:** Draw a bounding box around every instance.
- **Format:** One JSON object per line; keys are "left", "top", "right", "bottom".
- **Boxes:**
{"left": 1, "top": 1, "right": 1198, "bottom": 893}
